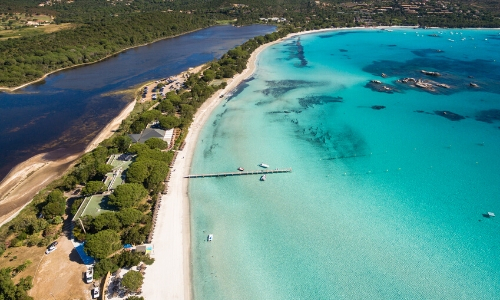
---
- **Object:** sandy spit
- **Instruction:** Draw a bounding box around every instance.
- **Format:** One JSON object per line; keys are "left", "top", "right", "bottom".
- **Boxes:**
{"left": 0, "top": 100, "right": 136, "bottom": 227}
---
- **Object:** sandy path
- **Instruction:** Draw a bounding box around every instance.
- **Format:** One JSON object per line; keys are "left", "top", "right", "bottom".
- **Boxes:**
{"left": 0, "top": 100, "right": 136, "bottom": 227}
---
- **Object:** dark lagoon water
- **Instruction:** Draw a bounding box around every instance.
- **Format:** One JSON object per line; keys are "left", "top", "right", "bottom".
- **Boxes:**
{"left": 0, "top": 25, "right": 275, "bottom": 180}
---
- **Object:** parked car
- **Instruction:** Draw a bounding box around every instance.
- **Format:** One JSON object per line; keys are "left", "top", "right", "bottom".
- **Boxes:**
{"left": 85, "top": 266, "right": 94, "bottom": 284}
{"left": 45, "top": 241, "right": 58, "bottom": 254}
{"left": 92, "top": 286, "right": 100, "bottom": 299}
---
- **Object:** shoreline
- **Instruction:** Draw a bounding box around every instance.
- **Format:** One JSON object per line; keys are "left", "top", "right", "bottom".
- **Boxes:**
{"left": 0, "top": 28, "right": 205, "bottom": 92}
{"left": 153, "top": 25, "right": 429, "bottom": 299}
{"left": 141, "top": 30, "right": 289, "bottom": 299}
{"left": 0, "top": 99, "right": 136, "bottom": 227}
{"left": 1, "top": 25, "right": 498, "bottom": 92}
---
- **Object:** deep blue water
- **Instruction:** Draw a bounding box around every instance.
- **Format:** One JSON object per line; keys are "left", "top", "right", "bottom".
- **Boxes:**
{"left": 190, "top": 28, "right": 500, "bottom": 299}
{"left": 0, "top": 25, "right": 275, "bottom": 180}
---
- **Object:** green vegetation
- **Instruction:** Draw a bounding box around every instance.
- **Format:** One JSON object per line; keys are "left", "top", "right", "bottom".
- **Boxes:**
{"left": 108, "top": 183, "right": 148, "bottom": 209}
{"left": 122, "top": 270, "right": 144, "bottom": 292}
{"left": 84, "top": 229, "right": 121, "bottom": 259}
{"left": 81, "top": 181, "right": 106, "bottom": 196}
{"left": 0, "top": 267, "right": 33, "bottom": 300}
{"left": 144, "top": 138, "right": 168, "bottom": 151}
{"left": 40, "top": 189, "right": 65, "bottom": 220}
{"left": 93, "top": 251, "right": 154, "bottom": 279}
{"left": 0, "top": 0, "right": 498, "bottom": 88}
{"left": 126, "top": 296, "right": 145, "bottom": 300}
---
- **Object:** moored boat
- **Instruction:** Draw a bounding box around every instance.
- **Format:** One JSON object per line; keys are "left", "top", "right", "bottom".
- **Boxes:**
{"left": 259, "top": 163, "right": 269, "bottom": 168}
{"left": 208, "top": 234, "right": 213, "bottom": 241}
{"left": 238, "top": 167, "right": 244, "bottom": 171}
{"left": 260, "top": 175, "right": 266, "bottom": 181}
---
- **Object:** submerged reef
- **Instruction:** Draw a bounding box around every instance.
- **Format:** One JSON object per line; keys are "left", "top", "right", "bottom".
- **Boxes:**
{"left": 475, "top": 109, "right": 500, "bottom": 123}
{"left": 434, "top": 110, "right": 465, "bottom": 121}
{"left": 298, "top": 95, "right": 343, "bottom": 108}
{"left": 258, "top": 80, "right": 326, "bottom": 98}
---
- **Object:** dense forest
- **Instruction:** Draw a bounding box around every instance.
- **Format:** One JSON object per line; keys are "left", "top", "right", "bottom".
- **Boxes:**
{"left": 0, "top": 0, "right": 499, "bottom": 87}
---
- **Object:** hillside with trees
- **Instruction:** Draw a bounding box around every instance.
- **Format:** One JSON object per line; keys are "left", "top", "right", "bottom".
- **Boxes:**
{"left": 1, "top": 0, "right": 499, "bottom": 87}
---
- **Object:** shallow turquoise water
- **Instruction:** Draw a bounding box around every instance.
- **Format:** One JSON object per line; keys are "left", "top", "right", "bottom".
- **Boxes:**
{"left": 190, "top": 28, "right": 500, "bottom": 299}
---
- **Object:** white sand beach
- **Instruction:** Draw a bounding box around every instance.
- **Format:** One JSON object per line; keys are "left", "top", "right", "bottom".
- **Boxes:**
{"left": 141, "top": 36, "right": 289, "bottom": 299}
{"left": 139, "top": 26, "right": 380, "bottom": 299}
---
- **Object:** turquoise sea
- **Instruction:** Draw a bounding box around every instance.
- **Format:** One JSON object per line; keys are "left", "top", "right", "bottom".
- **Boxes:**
{"left": 189, "top": 28, "right": 500, "bottom": 299}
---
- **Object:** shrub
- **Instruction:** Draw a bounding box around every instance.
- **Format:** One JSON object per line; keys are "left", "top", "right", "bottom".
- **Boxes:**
{"left": 85, "top": 230, "right": 121, "bottom": 259}
{"left": 122, "top": 271, "right": 143, "bottom": 292}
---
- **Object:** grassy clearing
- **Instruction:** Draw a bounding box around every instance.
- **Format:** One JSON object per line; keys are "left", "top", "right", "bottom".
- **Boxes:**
{"left": 215, "top": 19, "right": 237, "bottom": 25}
{"left": 0, "top": 23, "right": 76, "bottom": 40}
{"left": 0, "top": 246, "right": 45, "bottom": 284}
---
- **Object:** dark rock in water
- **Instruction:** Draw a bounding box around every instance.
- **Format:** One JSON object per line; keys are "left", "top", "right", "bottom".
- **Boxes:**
{"left": 363, "top": 57, "right": 500, "bottom": 95}
{"left": 415, "top": 110, "right": 425, "bottom": 113}
{"left": 339, "top": 49, "right": 348, "bottom": 52}
{"left": 259, "top": 80, "right": 326, "bottom": 98}
{"left": 298, "top": 95, "right": 343, "bottom": 108}
{"left": 435, "top": 110, "right": 465, "bottom": 121}
{"left": 284, "top": 38, "right": 308, "bottom": 67}
{"left": 475, "top": 109, "right": 500, "bottom": 123}
{"left": 371, "top": 105, "right": 386, "bottom": 110}
{"left": 412, "top": 49, "right": 445, "bottom": 57}
{"left": 319, "top": 34, "right": 335, "bottom": 39}
{"left": 365, "top": 82, "right": 398, "bottom": 94}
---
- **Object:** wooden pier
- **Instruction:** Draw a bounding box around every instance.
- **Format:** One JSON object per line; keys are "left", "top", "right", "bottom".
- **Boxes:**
{"left": 185, "top": 168, "right": 292, "bottom": 178}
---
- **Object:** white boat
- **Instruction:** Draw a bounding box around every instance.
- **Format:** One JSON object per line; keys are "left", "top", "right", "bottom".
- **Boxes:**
{"left": 487, "top": 212, "right": 495, "bottom": 217}
{"left": 208, "top": 234, "right": 213, "bottom": 241}
{"left": 260, "top": 175, "right": 266, "bottom": 181}
{"left": 259, "top": 163, "right": 269, "bottom": 168}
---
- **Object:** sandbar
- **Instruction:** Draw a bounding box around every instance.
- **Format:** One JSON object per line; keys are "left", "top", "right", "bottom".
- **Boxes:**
{"left": 0, "top": 100, "right": 136, "bottom": 227}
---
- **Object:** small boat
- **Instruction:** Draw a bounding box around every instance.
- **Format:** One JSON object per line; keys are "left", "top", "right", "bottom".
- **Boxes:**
{"left": 260, "top": 175, "right": 266, "bottom": 181}
{"left": 238, "top": 167, "right": 244, "bottom": 171}
{"left": 259, "top": 163, "right": 269, "bottom": 168}
{"left": 381, "top": 73, "right": 388, "bottom": 78}
{"left": 370, "top": 80, "right": 382, "bottom": 84}
{"left": 487, "top": 212, "right": 495, "bottom": 217}
{"left": 469, "top": 82, "right": 479, "bottom": 88}
{"left": 208, "top": 234, "right": 213, "bottom": 241}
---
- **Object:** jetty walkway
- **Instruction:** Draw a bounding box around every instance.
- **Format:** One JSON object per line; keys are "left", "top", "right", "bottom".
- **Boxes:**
{"left": 185, "top": 168, "right": 292, "bottom": 178}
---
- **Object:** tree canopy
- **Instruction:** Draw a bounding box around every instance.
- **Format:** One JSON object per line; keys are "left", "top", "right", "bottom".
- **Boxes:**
{"left": 85, "top": 229, "right": 122, "bottom": 259}
{"left": 144, "top": 138, "right": 168, "bottom": 150}
{"left": 41, "top": 189, "right": 66, "bottom": 219}
{"left": 116, "top": 208, "right": 143, "bottom": 227}
{"left": 81, "top": 181, "right": 106, "bottom": 196}
{"left": 108, "top": 183, "right": 147, "bottom": 209}
{"left": 122, "top": 270, "right": 144, "bottom": 292}
{"left": 0, "top": 267, "right": 33, "bottom": 300}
